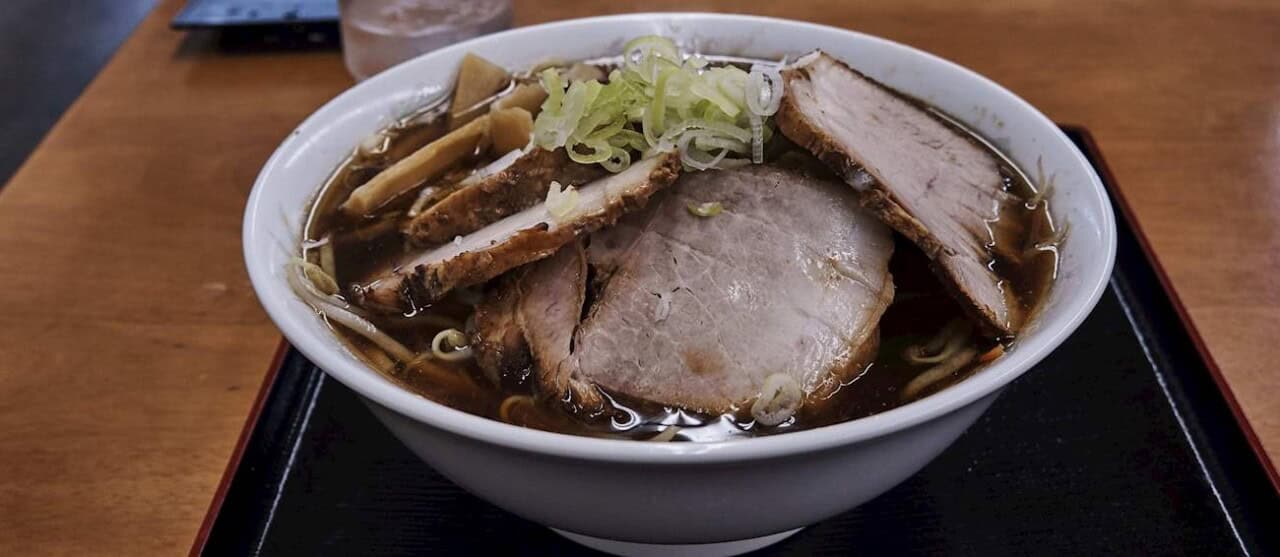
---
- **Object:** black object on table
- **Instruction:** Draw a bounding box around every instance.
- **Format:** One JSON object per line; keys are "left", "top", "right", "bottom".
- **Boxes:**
{"left": 171, "top": 0, "right": 341, "bottom": 51}
{"left": 194, "top": 127, "right": 1280, "bottom": 556}
{"left": 173, "top": 0, "right": 338, "bottom": 28}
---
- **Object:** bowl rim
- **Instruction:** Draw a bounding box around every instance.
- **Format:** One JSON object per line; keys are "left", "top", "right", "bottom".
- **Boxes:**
{"left": 244, "top": 12, "right": 1117, "bottom": 464}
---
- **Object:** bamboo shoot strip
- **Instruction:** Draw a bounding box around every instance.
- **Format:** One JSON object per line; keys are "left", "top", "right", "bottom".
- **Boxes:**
{"left": 340, "top": 114, "right": 490, "bottom": 216}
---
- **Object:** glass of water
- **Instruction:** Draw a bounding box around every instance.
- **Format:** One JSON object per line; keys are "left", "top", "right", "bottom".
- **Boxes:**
{"left": 339, "top": 0, "right": 514, "bottom": 81}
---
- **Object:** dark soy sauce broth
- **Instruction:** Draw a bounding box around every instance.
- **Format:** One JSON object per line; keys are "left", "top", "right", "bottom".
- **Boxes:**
{"left": 300, "top": 58, "right": 1062, "bottom": 442}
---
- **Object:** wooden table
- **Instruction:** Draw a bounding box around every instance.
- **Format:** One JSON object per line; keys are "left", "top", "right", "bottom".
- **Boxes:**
{"left": 1, "top": 0, "right": 1276, "bottom": 553}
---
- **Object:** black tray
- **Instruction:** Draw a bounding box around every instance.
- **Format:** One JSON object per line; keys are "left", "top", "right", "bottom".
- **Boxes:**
{"left": 194, "top": 127, "right": 1280, "bottom": 556}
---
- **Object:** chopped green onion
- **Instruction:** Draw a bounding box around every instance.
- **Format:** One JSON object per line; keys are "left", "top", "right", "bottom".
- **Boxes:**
{"left": 532, "top": 34, "right": 780, "bottom": 172}
{"left": 687, "top": 201, "right": 723, "bottom": 217}
{"left": 431, "top": 328, "right": 473, "bottom": 361}
{"left": 601, "top": 147, "right": 631, "bottom": 173}
{"left": 749, "top": 113, "right": 764, "bottom": 164}
{"left": 567, "top": 140, "right": 613, "bottom": 165}
{"left": 545, "top": 180, "right": 579, "bottom": 222}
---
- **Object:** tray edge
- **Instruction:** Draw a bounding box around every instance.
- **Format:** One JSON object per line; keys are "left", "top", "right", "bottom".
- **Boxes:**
{"left": 1060, "top": 124, "right": 1280, "bottom": 493}
{"left": 189, "top": 340, "right": 290, "bottom": 557}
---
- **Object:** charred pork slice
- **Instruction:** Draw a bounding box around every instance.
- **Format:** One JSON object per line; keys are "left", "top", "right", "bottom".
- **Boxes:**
{"left": 403, "top": 148, "right": 605, "bottom": 247}
{"left": 777, "top": 51, "right": 1023, "bottom": 335}
{"left": 521, "top": 164, "right": 895, "bottom": 416}
{"left": 513, "top": 241, "right": 605, "bottom": 411}
{"left": 471, "top": 240, "right": 594, "bottom": 399}
{"left": 471, "top": 272, "right": 531, "bottom": 385}
{"left": 352, "top": 153, "right": 681, "bottom": 312}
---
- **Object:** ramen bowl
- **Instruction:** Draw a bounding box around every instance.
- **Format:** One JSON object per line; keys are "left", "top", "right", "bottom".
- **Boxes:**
{"left": 244, "top": 13, "right": 1115, "bottom": 556}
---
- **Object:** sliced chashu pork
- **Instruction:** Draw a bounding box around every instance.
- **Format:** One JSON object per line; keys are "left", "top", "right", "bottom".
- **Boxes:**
{"left": 471, "top": 271, "right": 531, "bottom": 384}
{"left": 403, "top": 148, "right": 605, "bottom": 246}
{"left": 482, "top": 164, "right": 895, "bottom": 416}
{"left": 352, "top": 152, "right": 681, "bottom": 312}
{"left": 471, "top": 240, "right": 604, "bottom": 409}
{"left": 777, "top": 51, "right": 1024, "bottom": 336}
{"left": 470, "top": 240, "right": 589, "bottom": 392}
{"left": 513, "top": 240, "right": 606, "bottom": 411}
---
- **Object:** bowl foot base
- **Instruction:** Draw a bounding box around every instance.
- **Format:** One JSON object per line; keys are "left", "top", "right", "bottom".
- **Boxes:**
{"left": 551, "top": 527, "right": 803, "bottom": 557}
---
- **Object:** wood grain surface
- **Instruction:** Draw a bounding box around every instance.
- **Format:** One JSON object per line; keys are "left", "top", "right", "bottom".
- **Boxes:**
{"left": 0, "top": 0, "right": 1276, "bottom": 554}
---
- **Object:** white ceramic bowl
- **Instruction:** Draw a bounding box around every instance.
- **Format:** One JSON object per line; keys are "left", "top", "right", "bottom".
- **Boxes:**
{"left": 244, "top": 13, "right": 1116, "bottom": 555}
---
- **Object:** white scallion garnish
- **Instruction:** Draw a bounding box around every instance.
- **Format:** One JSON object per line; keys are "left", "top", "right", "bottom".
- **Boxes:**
{"left": 532, "top": 35, "right": 781, "bottom": 173}
{"left": 545, "top": 180, "right": 579, "bottom": 222}
{"left": 751, "top": 374, "right": 803, "bottom": 426}
{"left": 431, "top": 328, "right": 473, "bottom": 361}
{"left": 686, "top": 201, "right": 723, "bottom": 218}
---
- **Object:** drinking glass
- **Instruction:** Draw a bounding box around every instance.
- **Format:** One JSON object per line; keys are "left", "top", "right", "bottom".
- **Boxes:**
{"left": 339, "top": 0, "right": 513, "bottom": 81}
